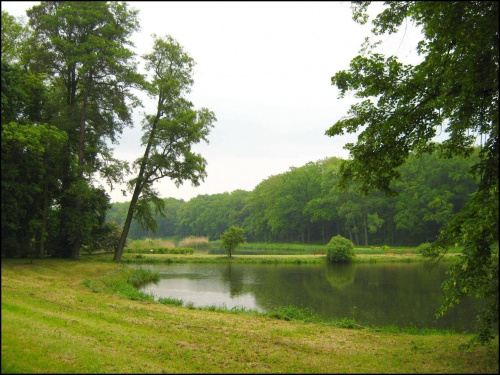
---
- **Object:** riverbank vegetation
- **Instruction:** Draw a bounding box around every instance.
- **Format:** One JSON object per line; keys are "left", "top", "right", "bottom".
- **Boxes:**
{"left": 2, "top": 258, "right": 498, "bottom": 374}
{"left": 107, "top": 151, "right": 480, "bottom": 248}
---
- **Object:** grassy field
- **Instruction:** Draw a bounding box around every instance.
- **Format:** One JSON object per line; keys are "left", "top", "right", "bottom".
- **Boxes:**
{"left": 2, "top": 255, "right": 498, "bottom": 373}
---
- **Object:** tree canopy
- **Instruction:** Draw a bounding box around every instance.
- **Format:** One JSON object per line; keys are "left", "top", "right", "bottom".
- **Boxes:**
{"left": 220, "top": 226, "right": 246, "bottom": 258}
{"left": 326, "top": 1, "right": 498, "bottom": 346}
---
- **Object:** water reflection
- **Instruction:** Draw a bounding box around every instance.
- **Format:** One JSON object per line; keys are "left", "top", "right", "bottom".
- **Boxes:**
{"left": 131, "top": 262, "right": 496, "bottom": 334}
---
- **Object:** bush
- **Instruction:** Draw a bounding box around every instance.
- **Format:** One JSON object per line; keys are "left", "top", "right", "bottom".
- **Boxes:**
{"left": 417, "top": 242, "right": 438, "bottom": 256}
{"left": 325, "top": 235, "right": 355, "bottom": 263}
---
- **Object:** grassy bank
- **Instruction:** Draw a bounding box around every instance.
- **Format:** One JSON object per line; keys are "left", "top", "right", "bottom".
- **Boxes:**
{"left": 2, "top": 257, "right": 498, "bottom": 373}
{"left": 119, "top": 251, "right": 461, "bottom": 264}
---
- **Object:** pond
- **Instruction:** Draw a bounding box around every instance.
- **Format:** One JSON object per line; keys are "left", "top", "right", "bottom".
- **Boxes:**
{"left": 130, "top": 261, "right": 496, "bottom": 334}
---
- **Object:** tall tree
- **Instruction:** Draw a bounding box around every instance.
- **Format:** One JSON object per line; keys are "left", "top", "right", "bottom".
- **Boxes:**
{"left": 27, "top": 1, "right": 142, "bottom": 259}
{"left": 113, "top": 35, "right": 216, "bottom": 262}
{"left": 326, "top": 1, "right": 498, "bottom": 345}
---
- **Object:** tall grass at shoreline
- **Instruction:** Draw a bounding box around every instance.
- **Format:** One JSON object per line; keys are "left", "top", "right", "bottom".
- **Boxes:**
{"left": 179, "top": 236, "right": 210, "bottom": 250}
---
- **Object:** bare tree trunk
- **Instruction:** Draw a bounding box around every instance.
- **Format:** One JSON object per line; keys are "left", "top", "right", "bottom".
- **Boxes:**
{"left": 114, "top": 185, "right": 141, "bottom": 262}
{"left": 114, "top": 109, "right": 161, "bottom": 262}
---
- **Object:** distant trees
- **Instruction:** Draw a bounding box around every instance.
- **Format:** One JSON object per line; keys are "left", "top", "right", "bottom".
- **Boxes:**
{"left": 107, "top": 150, "right": 479, "bottom": 247}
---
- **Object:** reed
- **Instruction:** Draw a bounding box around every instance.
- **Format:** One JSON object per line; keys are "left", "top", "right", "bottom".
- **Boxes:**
{"left": 179, "top": 236, "right": 210, "bottom": 249}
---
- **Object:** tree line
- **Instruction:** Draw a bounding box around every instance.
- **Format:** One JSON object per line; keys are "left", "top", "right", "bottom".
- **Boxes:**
{"left": 106, "top": 150, "right": 479, "bottom": 247}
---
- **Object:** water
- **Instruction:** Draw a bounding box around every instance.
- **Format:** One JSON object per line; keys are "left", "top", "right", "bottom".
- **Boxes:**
{"left": 130, "top": 261, "right": 495, "bottom": 333}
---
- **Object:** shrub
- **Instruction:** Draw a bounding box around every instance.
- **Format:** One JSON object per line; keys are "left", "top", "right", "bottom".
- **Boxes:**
{"left": 325, "top": 235, "right": 355, "bottom": 263}
{"left": 417, "top": 242, "right": 438, "bottom": 256}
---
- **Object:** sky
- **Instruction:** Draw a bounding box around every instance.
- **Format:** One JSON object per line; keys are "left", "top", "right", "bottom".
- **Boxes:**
{"left": 2, "top": 1, "right": 424, "bottom": 203}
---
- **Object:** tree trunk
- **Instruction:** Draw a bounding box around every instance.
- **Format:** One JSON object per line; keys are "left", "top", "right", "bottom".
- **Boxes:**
{"left": 71, "top": 73, "right": 92, "bottom": 261}
{"left": 114, "top": 108, "right": 161, "bottom": 262}
{"left": 363, "top": 212, "right": 369, "bottom": 247}
{"left": 114, "top": 186, "right": 141, "bottom": 262}
{"left": 37, "top": 180, "right": 49, "bottom": 258}
{"left": 352, "top": 217, "right": 359, "bottom": 246}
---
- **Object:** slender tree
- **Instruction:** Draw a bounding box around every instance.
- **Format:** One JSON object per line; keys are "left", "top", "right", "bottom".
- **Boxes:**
{"left": 326, "top": 1, "right": 498, "bottom": 346}
{"left": 113, "top": 35, "right": 216, "bottom": 262}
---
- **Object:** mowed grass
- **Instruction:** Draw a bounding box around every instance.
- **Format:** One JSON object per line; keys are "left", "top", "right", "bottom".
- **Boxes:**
{"left": 2, "top": 258, "right": 498, "bottom": 374}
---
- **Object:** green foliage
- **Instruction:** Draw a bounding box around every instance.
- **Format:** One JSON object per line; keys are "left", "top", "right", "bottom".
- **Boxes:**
{"left": 327, "top": 1, "right": 498, "bottom": 346}
{"left": 267, "top": 306, "right": 322, "bottom": 323}
{"left": 325, "top": 235, "right": 355, "bottom": 263}
{"left": 416, "top": 242, "right": 436, "bottom": 257}
{"left": 158, "top": 296, "right": 184, "bottom": 307}
{"left": 23, "top": 1, "right": 142, "bottom": 259}
{"left": 220, "top": 226, "right": 246, "bottom": 257}
{"left": 126, "top": 268, "right": 160, "bottom": 288}
{"left": 113, "top": 34, "right": 216, "bottom": 262}
{"left": 92, "top": 222, "right": 123, "bottom": 254}
{"left": 111, "top": 282, "right": 154, "bottom": 301}
{"left": 107, "top": 152, "right": 478, "bottom": 248}
{"left": 1, "top": 122, "right": 68, "bottom": 257}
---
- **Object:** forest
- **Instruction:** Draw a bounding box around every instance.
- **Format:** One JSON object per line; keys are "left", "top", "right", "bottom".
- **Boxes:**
{"left": 107, "top": 150, "right": 479, "bottom": 247}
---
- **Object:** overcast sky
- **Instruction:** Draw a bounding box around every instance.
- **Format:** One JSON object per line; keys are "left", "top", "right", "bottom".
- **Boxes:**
{"left": 2, "top": 1, "right": 423, "bottom": 203}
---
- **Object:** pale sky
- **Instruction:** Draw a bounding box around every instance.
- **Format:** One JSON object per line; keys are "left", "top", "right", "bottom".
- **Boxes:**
{"left": 2, "top": 1, "right": 424, "bottom": 203}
